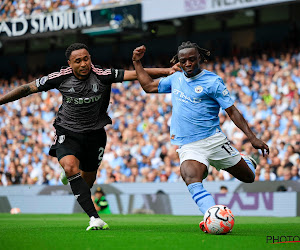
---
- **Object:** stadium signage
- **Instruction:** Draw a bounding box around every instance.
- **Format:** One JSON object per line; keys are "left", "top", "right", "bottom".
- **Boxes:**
{"left": 0, "top": 10, "right": 92, "bottom": 37}
{"left": 142, "top": 0, "right": 296, "bottom": 22}
{"left": 214, "top": 192, "right": 274, "bottom": 210}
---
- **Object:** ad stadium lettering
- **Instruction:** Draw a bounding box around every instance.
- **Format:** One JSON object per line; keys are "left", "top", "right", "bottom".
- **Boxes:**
{"left": 212, "top": 0, "right": 262, "bottom": 7}
{"left": 214, "top": 192, "right": 274, "bottom": 210}
{"left": 0, "top": 10, "right": 92, "bottom": 37}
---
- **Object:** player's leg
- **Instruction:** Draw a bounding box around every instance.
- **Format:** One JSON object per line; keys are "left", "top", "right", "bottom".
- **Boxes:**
{"left": 79, "top": 128, "right": 109, "bottom": 230}
{"left": 224, "top": 156, "right": 256, "bottom": 183}
{"left": 81, "top": 127, "right": 107, "bottom": 189}
{"left": 59, "top": 155, "right": 102, "bottom": 221}
{"left": 208, "top": 133, "right": 256, "bottom": 183}
{"left": 81, "top": 170, "right": 97, "bottom": 189}
{"left": 59, "top": 154, "right": 108, "bottom": 230}
{"left": 180, "top": 160, "right": 216, "bottom": 215}
{"left": 180, "top": 160, "right": 215, "bottom": 233}
{"left": 49, "top": 126, "right": 108, "bottom": 230}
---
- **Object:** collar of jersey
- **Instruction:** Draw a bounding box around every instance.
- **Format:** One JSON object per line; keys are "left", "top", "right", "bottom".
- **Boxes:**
{"left": 183, "top": 69, "right": 206, "bottom": 82}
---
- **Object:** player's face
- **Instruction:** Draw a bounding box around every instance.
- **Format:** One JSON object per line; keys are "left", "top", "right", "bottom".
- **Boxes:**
{"left": 178, "top": 48, "right": 201, "bottom": 77}
{"left": 68, "top": 49, "right": 91, "bottom": 80}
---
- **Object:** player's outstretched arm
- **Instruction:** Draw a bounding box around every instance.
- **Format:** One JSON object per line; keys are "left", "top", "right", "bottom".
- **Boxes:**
{"left": 124, "top": 67, "right": 173, "bottom": 82}
{"left": 125, "top": 46, "right": 180, "bottom": 82}
{"left": 132, "top": 45, "right": 160, "bottom": 93}
{"left": 0, "top": 81, "right": 39, "bottom": 105}
{"left": 225, "top": 105, "right": 269, "bottom": 156}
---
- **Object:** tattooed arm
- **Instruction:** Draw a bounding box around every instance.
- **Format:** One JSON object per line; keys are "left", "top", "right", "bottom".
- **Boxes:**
{"left": 0, "top": 81, "right": 39, "bottom": 105}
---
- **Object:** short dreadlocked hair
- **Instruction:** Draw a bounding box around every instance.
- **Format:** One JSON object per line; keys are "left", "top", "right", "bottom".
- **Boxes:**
{"left": 65, "top": 43, "right": 89, "bottom": 60}
{"left": 170, "top": 41, "right": 210, "bottom": 65}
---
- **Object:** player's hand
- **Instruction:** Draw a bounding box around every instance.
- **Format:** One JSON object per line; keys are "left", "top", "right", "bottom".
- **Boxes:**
{"left": 132, "top": 45, "right": 146, "bottom": 62}
{"left": 168, "top": 62, "right": 182, "bottom": 75}
{"left": 250, "top": 138, "right": 269, "bottom": 157}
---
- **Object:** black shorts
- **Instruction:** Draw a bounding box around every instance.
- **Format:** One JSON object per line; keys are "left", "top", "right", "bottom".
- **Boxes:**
{"left": 49, "top": 126, "right": 107, "bottom": 172}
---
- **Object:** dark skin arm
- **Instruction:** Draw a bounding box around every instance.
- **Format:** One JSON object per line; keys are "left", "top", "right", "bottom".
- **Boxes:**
{"left": 132, "top": 45, "right": 161, "bottom": 93}
{"left": 124, "top": 68, "right": 176, "bottom": 82}
{"left": 0, "top": 81, "right": 39, "bottom": 105}
{"left": 225, "top": 105, "right": 269, "bottom": 156}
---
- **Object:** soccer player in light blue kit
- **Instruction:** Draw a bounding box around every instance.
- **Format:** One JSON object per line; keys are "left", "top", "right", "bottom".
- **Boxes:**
{"left": 132, "top": 42, "right": 269, "bottom": 233}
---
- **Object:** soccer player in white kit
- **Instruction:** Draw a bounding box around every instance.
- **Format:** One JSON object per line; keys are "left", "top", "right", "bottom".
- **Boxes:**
{"left": 132, "top": 42, "right": 269, "bottom": 232}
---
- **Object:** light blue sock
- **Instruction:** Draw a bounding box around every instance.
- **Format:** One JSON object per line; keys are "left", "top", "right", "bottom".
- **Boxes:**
{"left": 188, "top": 182, "right": 216, "bottom": 215}
{"left": 242, "top": 157, "right": 256, "bottom": 176}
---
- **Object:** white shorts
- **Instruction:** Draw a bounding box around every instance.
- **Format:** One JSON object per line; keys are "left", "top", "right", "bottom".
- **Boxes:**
{"left": 176, "top": 132, "right": 241, "bottom": 171}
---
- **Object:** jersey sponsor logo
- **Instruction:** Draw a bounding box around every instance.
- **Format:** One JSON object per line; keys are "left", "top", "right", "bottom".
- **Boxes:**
{"left": 58, "top": 135, "right": 65, "bottom": 144}
{"left": 92, "top": 83, "right": 98, "bottom": 93}
{"left": 65, "top": 94, "right": 102, "bottom": 104}
{"left": 36, "top": 76, "right": 48, "bottom": 87}
{"left": 195, "top": 86, "right": 203, "bottom": 93}
{"left": 222, "top": 89, "right": 229, "bottom": 96}
{"left": 173, "top": 89, "right": 201, "bottom": 103}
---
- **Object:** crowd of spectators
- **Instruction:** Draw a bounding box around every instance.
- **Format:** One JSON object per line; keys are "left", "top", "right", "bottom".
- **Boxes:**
{"left": 0, "top": 0, "right": 137, "bottom": 20}
{"left": 0, "top": 46, "right": 300, "bottom": 186}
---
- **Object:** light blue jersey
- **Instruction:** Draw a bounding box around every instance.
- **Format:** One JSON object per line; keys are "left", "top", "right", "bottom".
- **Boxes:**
{"left": 158, "top": 70, "right": 234, "bottom": 145}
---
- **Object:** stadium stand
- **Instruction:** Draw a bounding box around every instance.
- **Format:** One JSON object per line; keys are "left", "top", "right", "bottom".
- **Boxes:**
{"left": 0, "top": 0, "right": 137, "bottom": 20}
{"left": 0, "top": 0, "right": 299, "bottom": 186}
{"left": 0, "top": 45, "right": 299, "bottom": 186}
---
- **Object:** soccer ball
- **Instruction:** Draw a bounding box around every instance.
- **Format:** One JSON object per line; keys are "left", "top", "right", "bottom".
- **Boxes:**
{"left": 10, "top": 208, "right": 21, "bottom": 214}
{"left": 203, "top": 205, "right": 234, "bottom": 234}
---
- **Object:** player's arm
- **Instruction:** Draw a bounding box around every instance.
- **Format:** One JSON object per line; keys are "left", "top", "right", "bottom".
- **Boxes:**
{"left": 125, "top": 45, "right": 181, "bottom": 82}
{"left": 131, "top": 45, "right": 161, "bottom": 93}
{"left": 124, "top": 67, "right": 175, "bottom": 81}
{"left": 225, "top": 105, "right": 269, "bottom": 156}
{"left": 0, "top": 81, "right": 39, "bottom": 105}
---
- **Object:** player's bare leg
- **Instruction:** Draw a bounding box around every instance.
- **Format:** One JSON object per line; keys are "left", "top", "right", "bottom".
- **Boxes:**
{"left": 180, "top": 160, "right": 207, "bottom": 184}
{"left": 180, "top": 160, "right": 215, "bottom": 233}
{"left": 59, "top": 155, "right": 109, "bottom": 230}
{"left": 225, "top": 158, "right": 256, "bottom": 183}
{"left": 81, "top": 170, "right": 97, "bottom": 189}
{"left": 60, "top": 155, "right": 80, "bottom": 177}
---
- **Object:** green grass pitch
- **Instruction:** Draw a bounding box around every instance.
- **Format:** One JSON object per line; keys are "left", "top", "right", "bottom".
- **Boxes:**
{"left": 0, "top": 214, "right": 299, "bottom": 249}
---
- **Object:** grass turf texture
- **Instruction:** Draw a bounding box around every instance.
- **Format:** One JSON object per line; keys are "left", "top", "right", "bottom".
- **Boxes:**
{"left": 0, "top": 214, "right": 299, "bottom": 250}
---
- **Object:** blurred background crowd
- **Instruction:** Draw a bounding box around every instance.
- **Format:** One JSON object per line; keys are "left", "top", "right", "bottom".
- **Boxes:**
{"left": 0, "top": 45, "right": 299, "bottom": 186}
{"left": 0, "top": 0, "right": 136, "bottom": 20}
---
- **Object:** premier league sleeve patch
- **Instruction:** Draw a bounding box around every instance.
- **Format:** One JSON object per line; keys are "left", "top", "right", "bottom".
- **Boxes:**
{"left": 36, "top": 76, "right": 48, "bottom": 88}
{"left": 222, "top": 89, "right": 229, "bottom": 96}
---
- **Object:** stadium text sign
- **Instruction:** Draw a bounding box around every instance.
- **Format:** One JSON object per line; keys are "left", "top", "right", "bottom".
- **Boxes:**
{"left": 0, "top": 10, "right": 92, "bottom": 37}
{"left": 143, "top": 0, "right": 296, "bottom": 22}
{"left": 214, "top": 192, "right": 273, "bottom": 210}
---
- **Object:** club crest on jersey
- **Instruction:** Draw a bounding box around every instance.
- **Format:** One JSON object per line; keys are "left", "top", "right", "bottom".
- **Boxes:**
{"left": 195, "top": 86, "right": 203, "bottom": 93}
{"left": 58, "top": 135, "right": 65, "bottom": 144}
{"left": 92, "top": 83, "right": 98, "bottom": 93}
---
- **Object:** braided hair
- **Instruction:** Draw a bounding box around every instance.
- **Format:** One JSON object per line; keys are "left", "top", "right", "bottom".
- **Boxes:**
{"left": 170, "top": 41, "right": 210, "bottom": 65}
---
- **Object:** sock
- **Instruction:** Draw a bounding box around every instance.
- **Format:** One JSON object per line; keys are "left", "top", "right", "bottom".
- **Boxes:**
{"left": 242, "top": 157, "right": 256, "bottom": 176}
{"left": 188, "top": 182, "right": 216, "bottom": 215}
{"left": 68, "top": 173, "right": 99, "bottom": 218}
